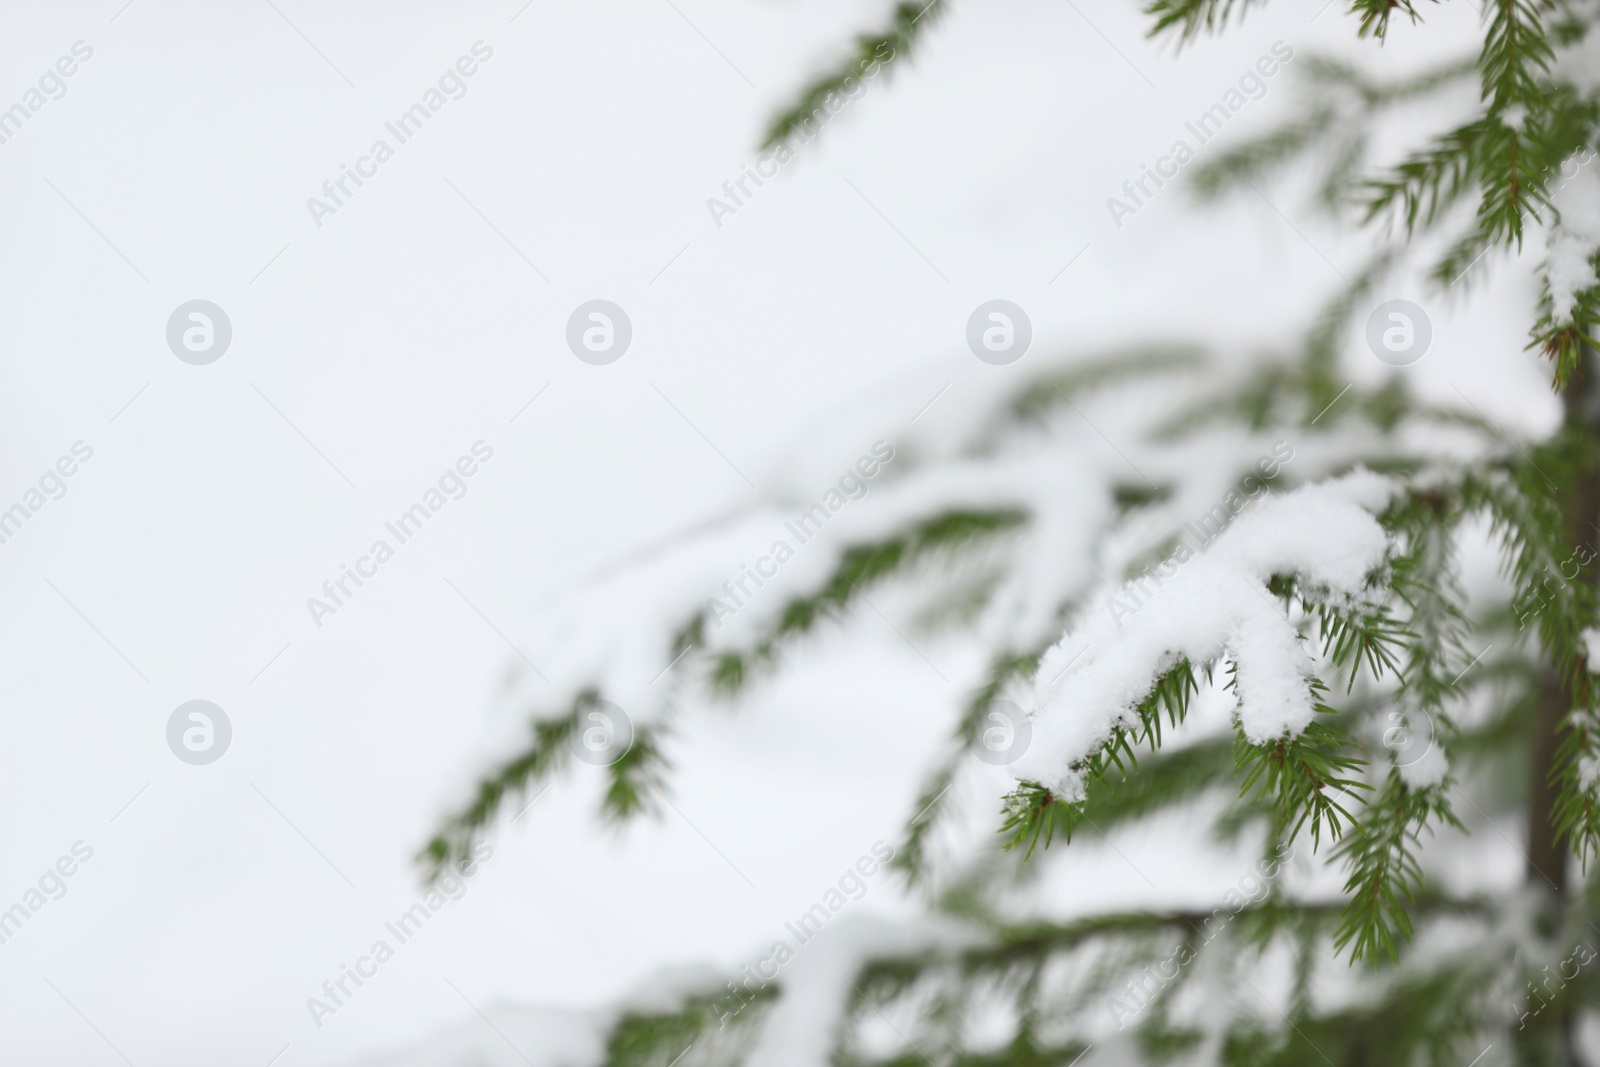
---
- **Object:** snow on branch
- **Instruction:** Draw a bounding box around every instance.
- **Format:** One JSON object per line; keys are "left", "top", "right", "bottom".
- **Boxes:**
{"left": 1014, "top": 469, "right": 1399, "bottom": 803}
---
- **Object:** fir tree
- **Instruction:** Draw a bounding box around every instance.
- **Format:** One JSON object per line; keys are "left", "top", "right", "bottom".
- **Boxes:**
{"left": 416, "top": 1, "right": 1600, "bottom": 1064}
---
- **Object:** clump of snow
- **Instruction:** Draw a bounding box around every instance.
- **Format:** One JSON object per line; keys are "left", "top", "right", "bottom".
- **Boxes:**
{"left": 1399, "top": 737, "right": 1450, "bottom": 790}
{"left": 1553, "top": 10, "right": 1600, "bottom": 99}
{"left": 1579, "top": 752, "right": 1600, "bottom": 790}
{"left": 1014, "top": 471, "right": 1397, "bottom": 798}
{"left": 1542, "top": 162, "right": 1600, "bottom": 325}
{"left": 1381, "top": 696, "right": 1451, "bottom": 790}
{"left": 616, "top": 963, "right": 732, "bottom": 1014}
{"left": 1581, "top": 626, "right": 1600, "bottom": 671}
{"left": 741, "top": 914, "right": 979, "bottom": 1067}
{"left": 342, "top": 1003, "right": 613, "bottom": 1067}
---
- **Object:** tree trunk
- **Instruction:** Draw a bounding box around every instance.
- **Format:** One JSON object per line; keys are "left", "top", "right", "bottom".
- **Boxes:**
{"left": 1524, "top": 344, "right": 1599, "bottom": 1066}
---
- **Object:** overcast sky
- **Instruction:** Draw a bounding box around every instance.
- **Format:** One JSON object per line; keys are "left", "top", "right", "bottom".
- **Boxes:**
{"left": 0, "top": 1, "right": 1558, "bottom": 1064}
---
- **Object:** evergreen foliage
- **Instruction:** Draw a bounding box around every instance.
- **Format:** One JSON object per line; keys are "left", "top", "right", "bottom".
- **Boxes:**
{"left": 420, "top": 0, "right": 1600, "bottom": 1063}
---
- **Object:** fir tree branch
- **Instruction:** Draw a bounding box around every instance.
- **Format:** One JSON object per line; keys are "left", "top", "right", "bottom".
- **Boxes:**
{"left": 1143, "top": 0, "right": 1268, "bottom": 47}
{"left": 1010, "top": 345, "right": 1206, "bottom": 422}
{"left": 417, "top": 692, "right": 671, "bottom": 881}
{"left": 1232, "top": 707, "right": 1366, "bottom": 847}
{"left": 1552, "top": 709, "right": 1600, "bottom": 867}
{"left": 417, "top": 692, "right": 590, "bottom": 879}
{"left": 898, "top": 649, "right": 1043, "bottom": 887}
{"left": 1331, "top": 772, "right": 1461, "bottom": 963}
{"left": 1000, "top": 660, "right": 1201, "bottom": 857}
{"left": 709, "top": 508, "right": 1029, "bottom": 695}
{"left": 761, "top": 0, "right": 946, "bottom": 151}
{"left": 1362, "top": 119, "right": 1488, "bottom": 237}
{"left": 1348, "top": 0, "right": 1432, "bottom": 41}
{"left": 604, "top": 983, "right": 777, "bottom": 1067}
